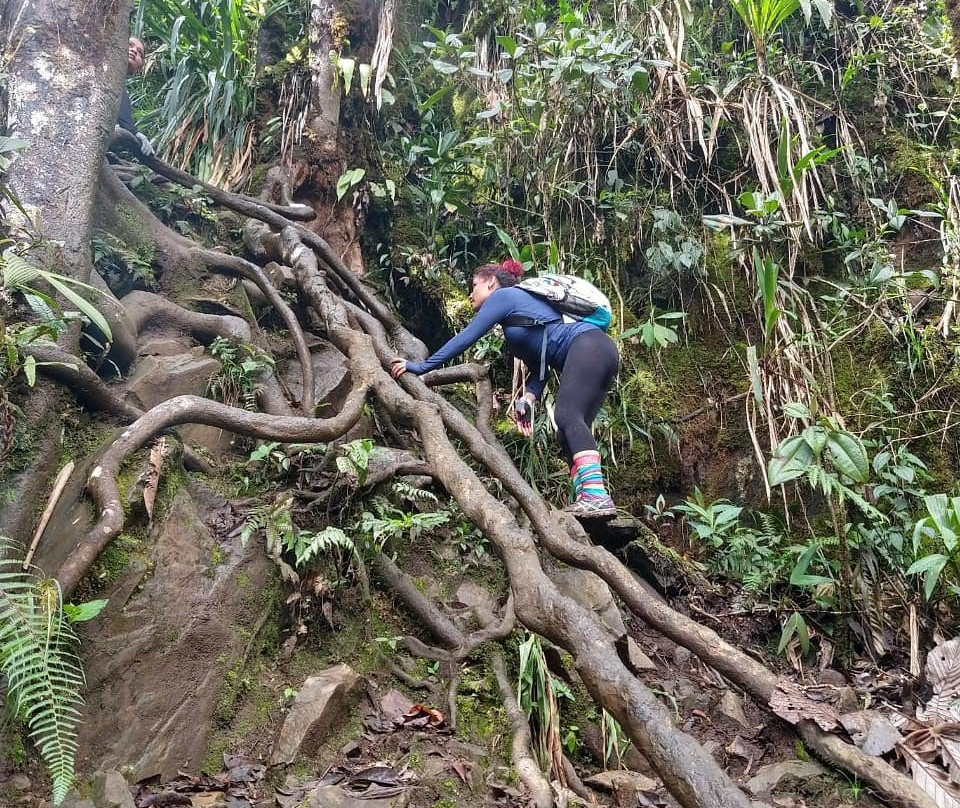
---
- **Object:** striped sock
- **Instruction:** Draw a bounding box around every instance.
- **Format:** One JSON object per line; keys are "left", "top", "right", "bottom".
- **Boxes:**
{"left": 571, "top": 451, "right": 610, "bottom": 501}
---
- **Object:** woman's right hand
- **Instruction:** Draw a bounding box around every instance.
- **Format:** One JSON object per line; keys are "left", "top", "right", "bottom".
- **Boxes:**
{"left": 390, "top": 358, "right": 408, "bottom": 379}
{"left": 513, "top": 396, "right": 534, "bottom": 436}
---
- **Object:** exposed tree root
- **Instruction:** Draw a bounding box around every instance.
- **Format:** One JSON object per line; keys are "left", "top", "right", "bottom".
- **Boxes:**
{"left": 63, "top": 151, "right": 927, "bottom": 808}
{"left": 541, "top": 522, "right": 937, "bottom": 808}
{"left": 23, "top": 344, "right": 143, "bottom": 420}
{"left": 58, "top": 389, "right": 367, "bottom": 596}
{"left": 266, "top": 230, "right": 758, "bottom": 808}
{"left": 23, "top": 344, "right": 211, "bottom": 473}
{"left": 121, "top": 290, "right": 251, "bottom": 344}
{"left": 375, "top": 553, "right": 553, "bottom": 806}
{"left": 491, "top": 649, "right": 554, "bottom": 808}
{"left": 191, "top": 248, "right": 315, "bottom": 413}
{"left": 373, "top": 553, "right": 464, "bottom": 650}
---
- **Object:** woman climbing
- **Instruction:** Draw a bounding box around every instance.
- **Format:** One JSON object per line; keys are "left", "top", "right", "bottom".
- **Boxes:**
{"left": 390, "top": 259, "right": 619, "bottom": 519}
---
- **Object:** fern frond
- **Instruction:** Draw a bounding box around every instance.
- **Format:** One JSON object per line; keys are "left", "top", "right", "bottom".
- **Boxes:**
{"left": 0, "top": 537, "right": 84, "bottom": 805}
{"left": 392, "top": 481, "right": 438, "bottom": 504}
{"left": 294, "top": 527, "right": 356, "bottom": 568}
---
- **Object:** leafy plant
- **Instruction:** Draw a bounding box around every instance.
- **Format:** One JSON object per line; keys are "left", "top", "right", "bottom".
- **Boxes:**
{"left": 517, "top": 632, "right": 570, "bottom": 775}
{"left": 240, "top": 498, "right": 357, "bottom": 577}
{"left": 207, "top": 337, "right": 274, "bottom": 410}
{"left": 336, "top": 439, "right": 379, "bottom": 487}
{"left": 622, "top": 310, "right": 685, "bottom": 350}
{"left": 729, "top": 0, "right": 832, "bottom": 72}
{"left": 135, "top": 0, "right": 288, "bottom": 187}
{"left": 359, "top": 499, "right": 450, "bottom": 552}
{"left": 0, "top": 537, "right": 86, "bottom": 805}
{"left": 672, "top": 490, "right": 783, "bottom": 588}
{"left": 909, "top": 495, "right": 960, "bottom": 600}
{"left": 1, "top": 248, "right": 112, "bottom": 344}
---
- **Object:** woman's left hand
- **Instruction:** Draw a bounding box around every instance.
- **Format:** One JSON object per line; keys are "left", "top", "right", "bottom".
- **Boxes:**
{"left": 390, "top": 358, "right": 408, "bottom": 379}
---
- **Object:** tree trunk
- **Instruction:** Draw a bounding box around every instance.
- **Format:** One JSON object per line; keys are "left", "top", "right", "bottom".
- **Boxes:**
{"left": 0, "top": 0, "right": 132, "bottom": 542}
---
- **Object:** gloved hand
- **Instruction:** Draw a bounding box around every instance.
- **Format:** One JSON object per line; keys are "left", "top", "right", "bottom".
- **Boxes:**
{"left": 513, "top": 396, "right": 534, "bottom": 436}
{"left": 135, "top": 131, "right": 155, "bottom": 156}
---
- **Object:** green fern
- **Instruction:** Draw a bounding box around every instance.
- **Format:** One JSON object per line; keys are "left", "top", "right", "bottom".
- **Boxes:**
{"left": 391, "top": 480, "right": 438, "bottom": 504}
{"left": 293, "top": 527, "right": 356, "bottom": 568}
{"left": 0, "top": 537, "right": 84, "bottom": 805}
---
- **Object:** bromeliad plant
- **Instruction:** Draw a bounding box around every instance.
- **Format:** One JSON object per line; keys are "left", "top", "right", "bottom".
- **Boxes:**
{"left": 134, "top": 0, "right": 284, "bottom": 187}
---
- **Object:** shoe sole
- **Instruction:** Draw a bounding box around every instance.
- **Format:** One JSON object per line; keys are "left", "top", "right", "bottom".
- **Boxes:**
{"left": 563, "top": 507, "right": 618, "bottom": 520}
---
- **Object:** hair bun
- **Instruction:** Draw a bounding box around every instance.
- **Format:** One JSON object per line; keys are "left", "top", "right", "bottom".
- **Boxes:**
{"left": 501, "top": 258, "right": 524, "bottom": 277}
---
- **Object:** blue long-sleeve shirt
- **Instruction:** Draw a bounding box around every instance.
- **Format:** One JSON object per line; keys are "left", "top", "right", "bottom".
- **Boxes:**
{"left": 405, "top": 286, "right": 599, "bottom": 398}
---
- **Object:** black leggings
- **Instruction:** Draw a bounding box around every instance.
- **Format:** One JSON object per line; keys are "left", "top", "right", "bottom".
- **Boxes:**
{"left": 554, "top": 329, "right": 619, "bottom": 465}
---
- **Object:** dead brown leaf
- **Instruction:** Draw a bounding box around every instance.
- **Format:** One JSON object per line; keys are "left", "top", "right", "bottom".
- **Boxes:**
{"left": 768, "top": 681, "right": 840, "bottom": 731}
{"left": 401, "top": 703, "right": 445, "bottom": 728}
{"left": 143, "top": 438, "right": 171, "bottom": 521}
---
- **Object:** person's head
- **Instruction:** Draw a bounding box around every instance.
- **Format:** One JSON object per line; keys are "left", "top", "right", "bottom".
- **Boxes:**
{"left": 127, "top": 37, "right": 145, "bottom": 75}
{"left": 470, "top": 258, "right": 524, "bottom": 309}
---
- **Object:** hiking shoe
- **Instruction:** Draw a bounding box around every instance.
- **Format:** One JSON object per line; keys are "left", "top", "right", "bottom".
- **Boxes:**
{"left": 563, "top": 495, "right": 617, "bottom": 520}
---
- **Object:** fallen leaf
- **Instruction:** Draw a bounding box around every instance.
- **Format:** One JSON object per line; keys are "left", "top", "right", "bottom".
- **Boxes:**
{"left": 928, "top": 637, "right": 960, "bottom": 701}
{"left": 769, "top": 681, "right": 840, "bottom": 731}
{"left": 143, "top": 438, "right": 171, "bottom": 520}
{"left": 904, "top": 746, "right": 960, "bottom": 808}
{"left": 402, "top": 703, "right": 445, "bottom": 728}
{"left": 449, "top": 759, "right": 471, "bottom": 784}
{"left": 839, "top": 710, "right": 902, "bottom": 756}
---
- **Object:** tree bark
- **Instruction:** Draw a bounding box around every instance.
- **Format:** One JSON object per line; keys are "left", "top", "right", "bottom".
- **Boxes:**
{"left": 0, "top": 0, "right": 133, "bottom": 542}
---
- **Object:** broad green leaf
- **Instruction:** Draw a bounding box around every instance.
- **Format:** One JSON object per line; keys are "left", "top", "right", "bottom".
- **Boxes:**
{"left": 768, "top": 435, "right": 813, "bottom": 486}
{"left": 826, "top": 431, "right": 869, "bottom": 482}
{"left": 907, "top": 553, "right": 949, "bottom": 600}
{"left": 63, "top": 599, "right": 108, "bottom": 623}
{"left": 419, "top": 86, "right": 452, "bottom": 112}
{"left": 43, "top": 276, "right": 112, "bottom": 342}
{"left": 2, "top": 250, "right": 40, "bottom": 288}
{"left": 778, "top": 611, "right": 810, "bottom": 655}
{"left": 338, "top": 57, "right": 356, "bottom": 94}
{"left": 336, "top": 168, "right": 365, "bottom": 202}
{"left": 802, "top": 425, "right": 827, "bottom": 455}
{"left": 429, "top": 59, "right": 458, "bottom": 75}
{"left": 790, "top": 543, "right": 834, "bottom": 588}
{"left": 782, "top": 401, "right": 811, "bottom": 419}
{"left": 358, "top": 62, "right": 372, "bottom": 98}
{"left": 23, "top": 355, "right": 36, "bottom": 386}
{"left": 495, "top": 35, "right": 517, "bottom": 57}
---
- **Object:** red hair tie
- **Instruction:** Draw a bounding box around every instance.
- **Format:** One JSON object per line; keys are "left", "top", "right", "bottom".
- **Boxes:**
{"left": 501, "top": 258, "right": 523, "bottom": 277}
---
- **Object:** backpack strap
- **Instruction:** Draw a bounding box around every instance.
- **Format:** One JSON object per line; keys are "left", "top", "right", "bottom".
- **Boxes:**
{"left": 502, "top": 315, "right": 551, "bottom": 382}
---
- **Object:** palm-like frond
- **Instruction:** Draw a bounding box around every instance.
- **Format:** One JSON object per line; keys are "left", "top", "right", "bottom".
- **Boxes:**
{"left": 135, "top": 0, "right": 270, "bottom": 188}
{"left": 0, "top": 537, "right": 85, "bottom": 806}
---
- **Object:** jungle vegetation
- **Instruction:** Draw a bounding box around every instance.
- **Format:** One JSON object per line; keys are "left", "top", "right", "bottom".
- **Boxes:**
{"left": 1, "top": 0, "right": 959, "bottom": 805}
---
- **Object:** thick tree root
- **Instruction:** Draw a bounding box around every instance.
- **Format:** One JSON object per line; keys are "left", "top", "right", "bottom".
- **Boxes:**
{"left": 58, "top": 390, "right": 367, "bottom": 596}
{"left": 374, "top": 554, "right": 553, "bottom": 807}
{"left": 191, "top": 248, "right": 315, "bottom": 413}
{"left": 269, "top": 237, "right": 757, "bottom": 808}
{"left": 491, "top": 649, "right": 554, "bottom": 808}
{"left": 121, "top": 290, "right": 251, "bottom": 344}
{"left": 541, "top": 522, "right": 937, "bottom": 808}
{"left": 23, "top": 344, "right": 211, "bottom": 472}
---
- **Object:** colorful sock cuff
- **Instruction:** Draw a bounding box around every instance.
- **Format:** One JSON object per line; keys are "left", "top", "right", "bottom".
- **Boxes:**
{"left": 571, "top": 451, "right": 609, "bottom": 500}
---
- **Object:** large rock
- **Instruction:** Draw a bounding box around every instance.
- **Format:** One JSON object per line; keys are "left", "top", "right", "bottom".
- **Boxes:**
{"left": 546, "top": 566, "right": 626, "bottom": 638}
{"left": 76, "top": 483, "right": 273, "bottom": 780}
{"left": 272, "top": 665, "right": 361, "bottom": 764}
{"left": 282, "top": 339, "right": 352, "bottom": 414}
{"left": 124, "top": 349, "right": 219, "bottom": 410}
{"left": 91, "top": 770, "right": 134, "bottom": 808}
{"left": 124, "top": 349, "right": 245, "bottom": 454}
